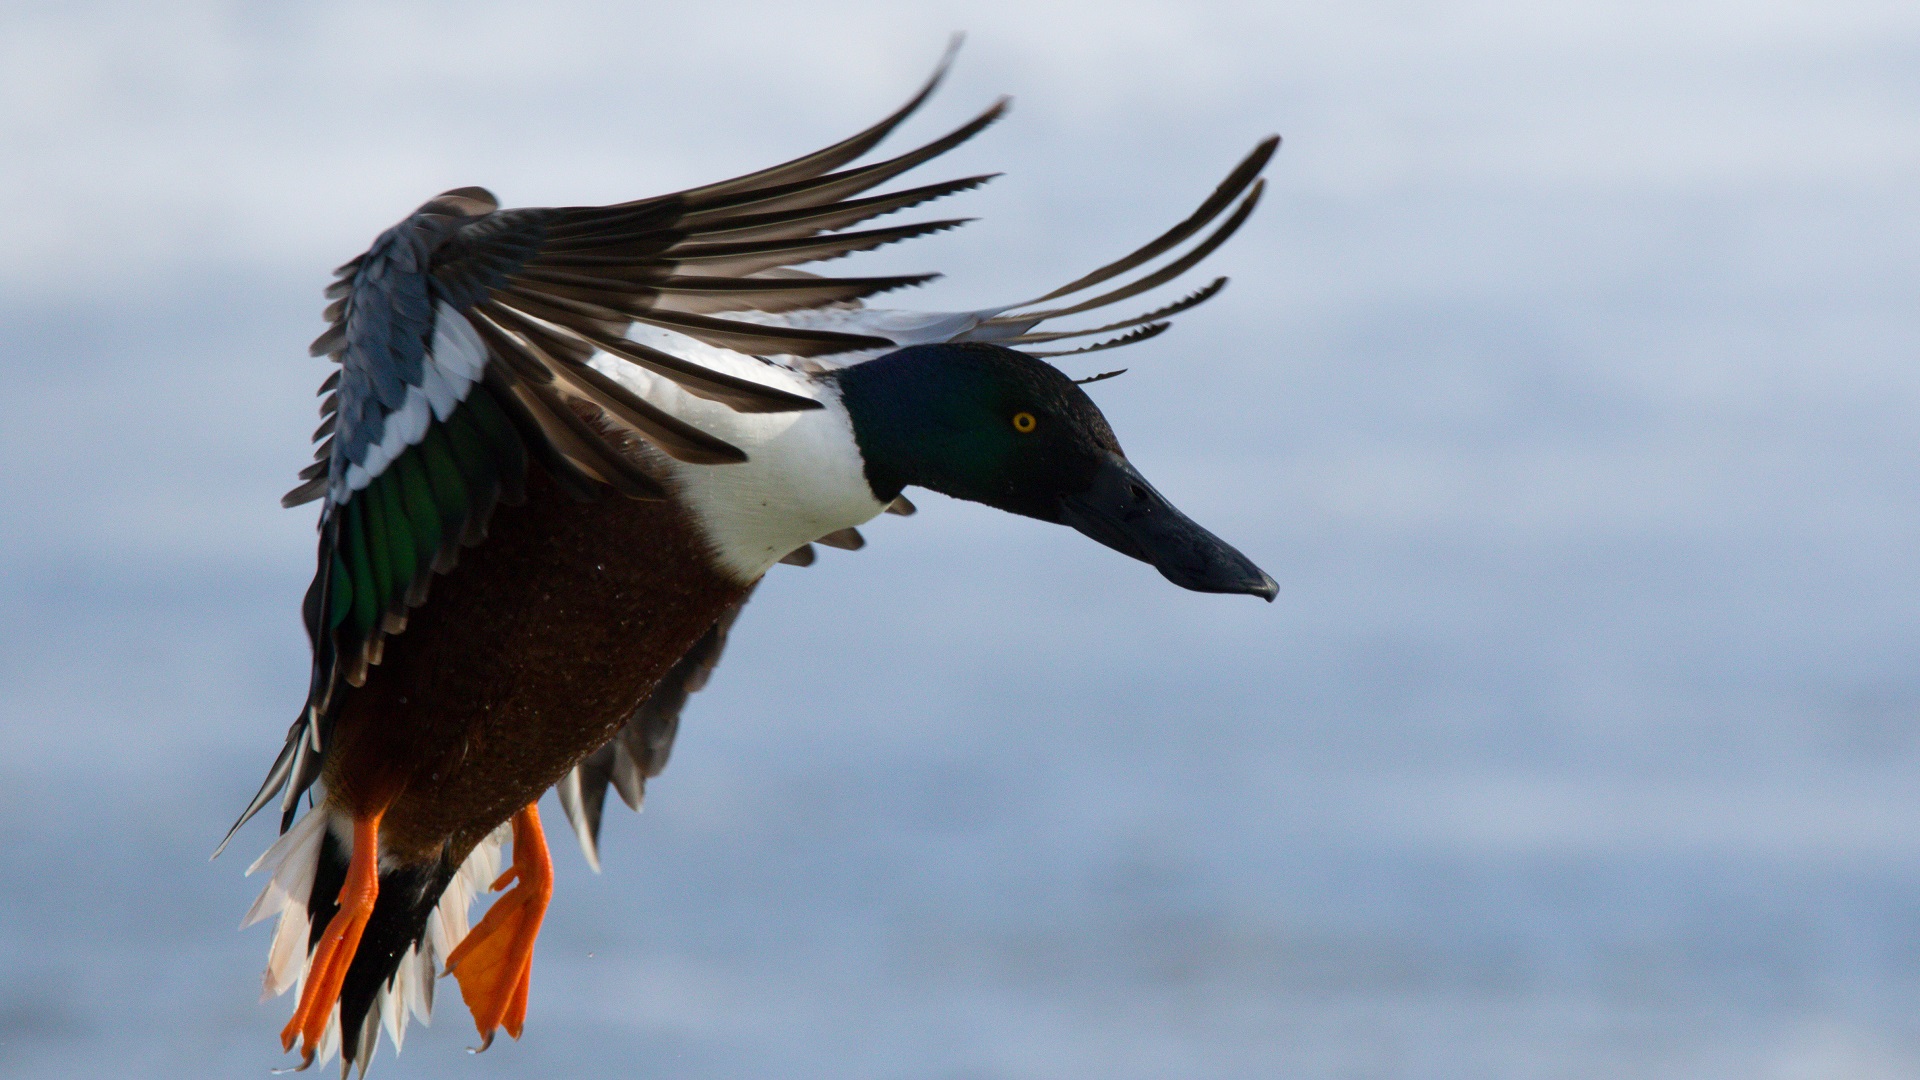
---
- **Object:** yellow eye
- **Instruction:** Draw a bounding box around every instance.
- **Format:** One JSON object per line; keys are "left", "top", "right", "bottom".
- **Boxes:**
{"left": 1012, "top": 411, "right": 1037, "bottom": 433}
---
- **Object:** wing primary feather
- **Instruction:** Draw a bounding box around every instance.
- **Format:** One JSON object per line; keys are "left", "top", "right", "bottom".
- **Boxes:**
{"left": 1003, "top": 182, "right": 1264, "bottom": 323}
{"left": 539, "top": 200, "right": 681, "bottom": 239}
{"left": 672, "top": 100, "right": 1010, "bottom": 229}
{"left": 509, "top": 267, "right": 938, "bottom": 316}
{"left": 642, "top": 273, "right": 940, "bottom": 316}
{"left": 658, "top": 219, "right": 974, "bottom": 276}
{"left": 539, "top": 97, "right": 998, "bottom": 247}
{"left": 494, "top": 282, "right": 633, "bottom": 331}
{"left": 630, "top": 308, "right": 896, "bottom": 358}
{"left": 505, "top": 266, "right": 667, "bottom": 291}
{"left": 658, "top": 175, "right": 997, "bottom": 247}
{"left": 1001, "top": 137, "right": 1277, "bottom": 309}
{"left": 475, "top": 298, "right": 601, "bottom": 369}
{"left": 500, "top": 275, "right": 646, "bottom": 310}
{"left": 999, "top": 278, "right": 1227, "bottom": 344}
{"left": 1026, "top": 322, "right": 1170, "bottom": 358}
{"left": 642, "top": 36, "right": 965, "bottom": 210}
{"left": 533, "top": 176, "right": 995, "bottom": 259}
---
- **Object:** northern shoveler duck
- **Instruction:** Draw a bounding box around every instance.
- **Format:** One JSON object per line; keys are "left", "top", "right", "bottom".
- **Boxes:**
{"left": 220, "top": 48, "right": 1278, "bottom": 1075}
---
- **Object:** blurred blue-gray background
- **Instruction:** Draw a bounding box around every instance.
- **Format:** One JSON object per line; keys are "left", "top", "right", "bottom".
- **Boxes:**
{"left": 3, "top": 3, "right": 1918, "bottom": 1077}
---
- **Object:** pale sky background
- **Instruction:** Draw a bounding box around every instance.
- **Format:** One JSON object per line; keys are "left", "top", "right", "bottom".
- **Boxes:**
{"left": 2, "top": 2, "right": 1919, "bottom": 1078}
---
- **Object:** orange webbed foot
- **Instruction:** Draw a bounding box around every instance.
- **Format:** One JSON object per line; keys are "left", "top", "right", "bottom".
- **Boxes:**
{"left": 280, "top": 811, "right": 383, "bottom": 1068}
{"left": 447, "top": 803, "right": 553, "bottom": 1050}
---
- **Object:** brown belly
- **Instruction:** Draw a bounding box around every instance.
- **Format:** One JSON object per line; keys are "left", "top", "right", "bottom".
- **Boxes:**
{"left": 320, "top": 468, "right": 748, "bottom": 864}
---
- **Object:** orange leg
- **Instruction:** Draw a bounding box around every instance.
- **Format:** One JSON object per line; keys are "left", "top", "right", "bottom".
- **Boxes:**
{"left": 281, "top": 811, "right": 383, "bottom": 1067}
{"left": 447, "top": 803, "right": 553, "bottom": 1050}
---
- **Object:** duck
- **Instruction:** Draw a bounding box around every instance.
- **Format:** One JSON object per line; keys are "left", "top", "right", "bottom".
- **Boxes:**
{"left": 220, "top": 47, "right": 1279, "bottom": 1076}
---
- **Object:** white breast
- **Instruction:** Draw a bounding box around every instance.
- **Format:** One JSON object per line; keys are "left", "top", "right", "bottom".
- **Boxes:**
{"left": 588, "top": 328, "right": 888, "bottom": 584}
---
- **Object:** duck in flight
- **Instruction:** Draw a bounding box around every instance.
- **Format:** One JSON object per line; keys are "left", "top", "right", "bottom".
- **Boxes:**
{"left": 221, "top": 47, "right": 1278, "bottom": 1075}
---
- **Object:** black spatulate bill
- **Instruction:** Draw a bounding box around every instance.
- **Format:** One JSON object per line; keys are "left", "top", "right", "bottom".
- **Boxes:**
{"left": 1060, "top": 453, "right": 1277, "bottom": 601}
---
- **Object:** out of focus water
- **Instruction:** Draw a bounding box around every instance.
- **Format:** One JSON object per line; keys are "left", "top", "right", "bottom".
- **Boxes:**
{"left": 3, "top": 3, "right": 1919, "bottom": 1077}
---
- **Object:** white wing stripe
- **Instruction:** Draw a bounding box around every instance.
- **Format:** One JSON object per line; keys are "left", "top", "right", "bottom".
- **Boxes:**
{"left": 431, "top": 303, "right": 489, "bottom": 381}
{"left": 360, "top": 439, "right": 394, "bottom": 484}
{"left": 377, "top": 388, "right": 431, "bottom": 461}
{"left": 419, "top": 353, "right": 466, "bottom": 421}
{"left": 330, "top": 304, "right": 490, "bottom": 503}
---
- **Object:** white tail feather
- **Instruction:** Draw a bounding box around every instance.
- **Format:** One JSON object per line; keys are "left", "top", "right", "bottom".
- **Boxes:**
{"left": 244, "top": 809, "right": 331, "bottom": 999}
{"left": 404, "top": 943, "right": 434, "bottom": 1026}
{"left": 352, "top": 1002, "right": 380, "bottom": 1076}
{"left": 243, "top": 808, "right": 329, "bottom": 924}
{"left": 425, "top": 822, "right": 507, "bottom": 963}
{"left": 376, "top": 983, "right": 404, "bottom": 1055}
{"left": 243, "top": 813, "right": 513, "bottom": 1066}
{"left": 376, "top": 942, "right": 430, "bottom": 1052}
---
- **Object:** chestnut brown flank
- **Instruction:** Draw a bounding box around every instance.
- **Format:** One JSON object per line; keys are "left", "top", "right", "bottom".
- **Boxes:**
{"left": 320, "top": 467, "right": 748, "bottom": 865}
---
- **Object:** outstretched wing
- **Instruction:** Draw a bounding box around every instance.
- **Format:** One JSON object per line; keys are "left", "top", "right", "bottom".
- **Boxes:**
{"left": 550, "top": 136, "right": 1279, "bottom": 869}
{"left": 219, "top": 52, "right": 1005, "bottom": 853}
{"left": 643, "top": 134, "right": 1279, "bottom": 375}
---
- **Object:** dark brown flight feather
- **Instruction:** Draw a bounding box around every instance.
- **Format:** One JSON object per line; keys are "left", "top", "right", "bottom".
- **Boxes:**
{"left": 999, "top": 136, "right": 1277, "bottom": 310}
{"left": 1027, "top": 321, "right": 1171, "bottom": 358}
{"left": 1003, "top": 277, "right": 1227, "bottom": 345}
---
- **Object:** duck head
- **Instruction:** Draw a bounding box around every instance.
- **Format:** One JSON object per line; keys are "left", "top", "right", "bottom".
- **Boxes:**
{"left": 832, "top": 342, "right": 1276, "bottom": 600}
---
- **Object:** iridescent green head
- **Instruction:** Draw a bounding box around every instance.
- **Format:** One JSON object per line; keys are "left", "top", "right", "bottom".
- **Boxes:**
{"left": 832, "top": 342, "right": 1275, "bottom": 599}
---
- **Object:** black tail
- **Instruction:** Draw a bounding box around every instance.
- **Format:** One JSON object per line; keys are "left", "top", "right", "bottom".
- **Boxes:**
{"left": 306, "top": 829, "right": 458, "bottom": 1071}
